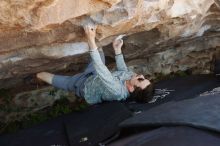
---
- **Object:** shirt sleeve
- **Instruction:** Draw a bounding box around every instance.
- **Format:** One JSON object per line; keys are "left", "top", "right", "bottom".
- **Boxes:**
{"left": 115, "top": 54, "right": 128, "bottom": 71}
{"left": 89, "top": 49, "right": 121, "bottom": 94}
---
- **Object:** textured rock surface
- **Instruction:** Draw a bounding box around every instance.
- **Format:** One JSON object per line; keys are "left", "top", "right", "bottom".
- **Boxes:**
{"left": 1, "top": 0, "right": 220, "bottom": 88}
{"left": 0, "top": 0, "right": 220, "bottom": 88}
{"left": 1, "top": 0, "right": 220, "bottom": 123}
{"left": 0, "top": 87, "right": 76, "bottom": 123}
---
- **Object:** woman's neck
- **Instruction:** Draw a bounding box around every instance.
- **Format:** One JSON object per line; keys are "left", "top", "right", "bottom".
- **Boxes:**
{"left": 125, "top": 80, "right": 132, "bottom": 92}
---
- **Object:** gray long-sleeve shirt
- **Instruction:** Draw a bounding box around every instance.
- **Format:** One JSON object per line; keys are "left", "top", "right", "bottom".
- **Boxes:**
{"left": 83, "top": 49, "right": 134, "bottom": 104}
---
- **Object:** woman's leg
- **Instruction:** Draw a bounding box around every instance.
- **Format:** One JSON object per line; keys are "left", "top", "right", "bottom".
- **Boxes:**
{"left": 36, "top": 72, "right": 81, "bottom": 92}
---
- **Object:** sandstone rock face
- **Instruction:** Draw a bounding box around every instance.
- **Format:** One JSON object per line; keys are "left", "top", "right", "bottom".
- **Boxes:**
{"left": 0, "top": 0, "right": 220, "bottom": 88}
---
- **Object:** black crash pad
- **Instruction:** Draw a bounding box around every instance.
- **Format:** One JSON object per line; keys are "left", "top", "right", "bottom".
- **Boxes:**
{"left": 0, "top": 115, "right": 68, "bottom": 146}
{"left": 0, "top": 102, "right": 132, "bottom": 146}
{"left": 64, "top": 102, "right": 132, "bottom": 146}
{"left": 121, "top": 93, "right": 220, "bottom": 133}
{"left": 109, "top": 126, "right": 220, "bottom": 146}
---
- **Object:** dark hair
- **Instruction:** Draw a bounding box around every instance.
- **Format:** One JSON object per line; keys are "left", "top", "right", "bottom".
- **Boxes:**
{"left": 128, "top": 83, "right": 155, "bottom": 103}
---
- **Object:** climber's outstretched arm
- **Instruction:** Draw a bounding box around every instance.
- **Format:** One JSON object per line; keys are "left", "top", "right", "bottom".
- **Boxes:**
{"left": 84, "top": 24, "right": 122, "bottom": 95}
{"left": 113, "top": 37, "right": 128, "bottom": 71}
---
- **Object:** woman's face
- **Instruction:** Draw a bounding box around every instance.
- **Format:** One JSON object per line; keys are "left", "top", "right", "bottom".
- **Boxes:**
{"left": 129, "top": 74, "right": 151, "bottom": 92}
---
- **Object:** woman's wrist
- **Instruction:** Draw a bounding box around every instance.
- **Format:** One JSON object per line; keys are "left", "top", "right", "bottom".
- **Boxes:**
{"left": 88, "top": 39, "right": 97, "bottom": 50}
{"left": 89, "top": 45, "right": 98, "bottom": 50}
{"left": 114, "top": 48, "right": 122, "bottom": 55}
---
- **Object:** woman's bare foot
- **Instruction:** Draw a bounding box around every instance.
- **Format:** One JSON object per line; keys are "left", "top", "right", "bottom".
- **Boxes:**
{"left": 36, "top": 72, "right": 54, "bottom": 84}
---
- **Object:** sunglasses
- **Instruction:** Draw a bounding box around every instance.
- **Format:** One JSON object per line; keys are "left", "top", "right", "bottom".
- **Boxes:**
{"left": 137, "top": 77, "right": 145, "bottom": 82}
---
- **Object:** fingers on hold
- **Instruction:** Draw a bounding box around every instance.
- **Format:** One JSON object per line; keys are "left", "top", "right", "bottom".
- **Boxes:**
{"left": 83, "top": 26, "right": 89, "bottom": 31}
{"left": 91, "top": 25, "right": 97, "bottom": 31}
{"left": 83, "top": 26, "right": 95, "bottom": 32}
{"left": 94, "top": 25, "right": 97, "bottom": 29}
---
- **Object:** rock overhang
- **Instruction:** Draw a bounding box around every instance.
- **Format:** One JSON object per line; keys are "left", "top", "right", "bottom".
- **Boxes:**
{"left": 0, "top": 0, "right": 220, "bottom": 88}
